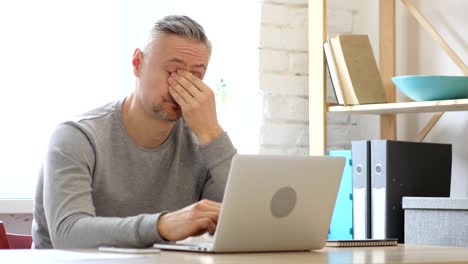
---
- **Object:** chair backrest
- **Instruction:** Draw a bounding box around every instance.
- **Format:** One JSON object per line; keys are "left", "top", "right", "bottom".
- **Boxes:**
{"left": 0, "top": 221, "right": 32, "bottom": 249}
{"left": 0, "top": 221, "right": 10, "bottom": 249}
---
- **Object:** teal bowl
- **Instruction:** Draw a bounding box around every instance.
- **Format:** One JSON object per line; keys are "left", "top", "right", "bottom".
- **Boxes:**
{"left": 392, "top": 75, "right": 468, "bottom": 101}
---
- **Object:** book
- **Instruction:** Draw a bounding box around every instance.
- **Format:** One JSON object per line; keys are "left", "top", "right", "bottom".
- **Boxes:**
{"left": 324, "top": 40, "right": 345, "bottom": 105}
{"left": 329, "top": 35, "right": 388, "bottom": 105}
{"left": 326, "top": 238, "right": 398, "bottom": 247}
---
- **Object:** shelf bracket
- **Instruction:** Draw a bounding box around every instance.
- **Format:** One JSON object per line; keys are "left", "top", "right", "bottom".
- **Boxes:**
{"left": 415, "top": 112, "right": 444, "bottom": 142}
{"left": 401, "top": 0, "right": 468, "bottom": 75}
{"left": 401, "top": 0, "right": 468, "bottom": 141}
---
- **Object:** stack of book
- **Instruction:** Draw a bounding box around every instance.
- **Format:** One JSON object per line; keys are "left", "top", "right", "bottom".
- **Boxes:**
{"left": 324, "top": 35, "right": 388, "bottom": 105}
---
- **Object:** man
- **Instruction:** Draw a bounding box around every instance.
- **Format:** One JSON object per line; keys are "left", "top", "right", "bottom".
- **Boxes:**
{"left": 32, "top": 15, "right": 236, "bottom": 249}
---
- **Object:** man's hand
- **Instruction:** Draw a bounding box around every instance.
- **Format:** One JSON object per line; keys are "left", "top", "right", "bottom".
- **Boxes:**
{"left": 157, "top": 199, "right": 221, "bottom": 241}
{"left": 168, "top": 70, "right": 223, "bottom": 145}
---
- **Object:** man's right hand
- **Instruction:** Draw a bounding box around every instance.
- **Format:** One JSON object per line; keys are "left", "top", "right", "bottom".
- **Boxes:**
{"left": 157, "top": 199, "right": 221, "bottom": 241}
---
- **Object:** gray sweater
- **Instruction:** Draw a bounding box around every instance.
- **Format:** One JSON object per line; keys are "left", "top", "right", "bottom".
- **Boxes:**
{"left": 32, "top": 99, "right": 236, "bottom": 249}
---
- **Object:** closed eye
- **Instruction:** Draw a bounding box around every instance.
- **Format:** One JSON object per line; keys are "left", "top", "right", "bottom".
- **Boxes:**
{"left": 191, "top": 71, "right": 203, "bottom": 79}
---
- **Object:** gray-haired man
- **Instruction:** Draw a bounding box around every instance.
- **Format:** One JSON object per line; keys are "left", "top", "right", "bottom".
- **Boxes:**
{"left": 32, "top": 15, "right": 237, "bottom": 249}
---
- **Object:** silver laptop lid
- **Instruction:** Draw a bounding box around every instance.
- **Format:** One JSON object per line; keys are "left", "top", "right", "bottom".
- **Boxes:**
{"left": 211, "top": 154, "right": 345, "bottom": 252}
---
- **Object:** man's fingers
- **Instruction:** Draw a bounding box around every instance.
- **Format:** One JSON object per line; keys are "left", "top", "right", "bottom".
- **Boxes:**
{"left": 177, "top": 70, "right": 209, "bottom": 93}
{"left": 198, "top": 199, "right": 221, "bottom": 208}
{"left": 208, "top": 221, "right": 216, "bottom": 235}
{"left": 169, "top": 81, "right": 195, "bottom": 104}
{"left": 203, "top": 202, "right": 221, "bottom": 212}
{"left": 197, "top": 218, "right": 216, "bottom": 235}
{"left": 170, "top": 73, "right": 202, "bottom": 98}
{"left": 158, "top": 200, "right": 223, "bottom": 241}
{"left": 195, "top": 199, "right": 221, "bottom": 212}
{"left": 192, "top": 211, "right": 219, "bottom": 224}
{"left": 169, "top": 84, "right": 190, "bottom": 107}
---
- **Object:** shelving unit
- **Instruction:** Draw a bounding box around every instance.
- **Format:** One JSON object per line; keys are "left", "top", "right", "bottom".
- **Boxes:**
{"left": 308, "top": 0, "right": 397, "bottom": 155}
{"left": 308, "top": 0, "right": 467, "bottom": 155}
{"left": 328, "top": 98, "right": 468, "bottom": 115}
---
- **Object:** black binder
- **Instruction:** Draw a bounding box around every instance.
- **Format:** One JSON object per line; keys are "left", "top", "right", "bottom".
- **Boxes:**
{"left": 370, "top": 140, "right": 451, "bottom": 243}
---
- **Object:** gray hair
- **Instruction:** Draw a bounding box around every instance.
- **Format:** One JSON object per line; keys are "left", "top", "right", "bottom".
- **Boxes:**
{"left": 144, "top": 15, "right": 212, "bottom": 56}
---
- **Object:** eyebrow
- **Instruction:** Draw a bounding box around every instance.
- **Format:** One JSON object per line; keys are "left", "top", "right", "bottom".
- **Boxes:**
{"left": 167, "top": 57, "right": 206, "bottom": 70}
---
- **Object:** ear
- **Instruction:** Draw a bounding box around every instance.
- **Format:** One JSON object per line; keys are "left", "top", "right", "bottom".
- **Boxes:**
{"left": 132, "top": 48, "right": 143, "bottom": 77}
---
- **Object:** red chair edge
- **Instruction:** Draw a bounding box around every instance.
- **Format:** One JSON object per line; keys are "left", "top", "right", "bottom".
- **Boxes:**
{"left": 0, "top": 221, "right": 10, "bottom": 249}
{"left": 7, "top": 233, "right": 33, "bottom": 249}
{"left": 0, "top": 221, "right": 32, "bottom": 249}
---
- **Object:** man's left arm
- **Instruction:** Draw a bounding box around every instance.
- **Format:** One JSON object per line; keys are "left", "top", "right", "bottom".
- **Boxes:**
{"left": 168, "top": 70, "right": 237, "bottom": 201}
{"left": 199, "top": 132, "right": 237, "bottom": 201}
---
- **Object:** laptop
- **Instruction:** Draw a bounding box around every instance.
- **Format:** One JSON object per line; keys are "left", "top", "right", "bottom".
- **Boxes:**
{"left": 154, "top": 154, "right": 345, "bottom": 253}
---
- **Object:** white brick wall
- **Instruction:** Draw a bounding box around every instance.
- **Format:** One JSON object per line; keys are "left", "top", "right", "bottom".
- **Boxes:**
{"left": 259, "top": 50, "right": 288, "bottom": 73}
{"left": 328, "top": 0, "right": 361, "bottom": 11}
{"left": 260, "top": 26, "right": 308, "bottom": 51}
{"left": 261, "top": 122, "right": 309, "bottom": 146}
{"left": 289, "top": 52, "right": 308, "bottom": 74}
{"left": 263, "top": 0, "right": 308, "bottom": 6}
{"left": 260, "top": 74, "right": 308, "bottom": 95}
{"left": 259, "top": 0, "right": 359, "bottom": 154}
{"left": 264, "top": 95, "right": 308, "bottom": 121}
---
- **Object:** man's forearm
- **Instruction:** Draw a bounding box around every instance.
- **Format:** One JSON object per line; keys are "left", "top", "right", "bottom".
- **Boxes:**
{"left": 199, "top": 132, "right": 237, "bottom": 201}
{"left": 49, "top": 213, "right": 164, "bottom": 248}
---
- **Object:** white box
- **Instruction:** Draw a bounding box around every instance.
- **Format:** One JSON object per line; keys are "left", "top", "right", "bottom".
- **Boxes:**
{"left": 403, "top": 197, "right": 468, "bottom": 247}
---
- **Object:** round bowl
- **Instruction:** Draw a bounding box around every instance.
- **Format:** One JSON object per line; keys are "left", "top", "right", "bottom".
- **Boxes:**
{"left": 392, "top": 75, "right": 468, "bottom": 101}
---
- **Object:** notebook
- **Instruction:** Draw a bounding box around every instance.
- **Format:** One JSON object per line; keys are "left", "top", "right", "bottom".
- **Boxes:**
{"left": 326, "top": 238, "right": 398, "bottom": 247}
{"left": 154, "top": 154, "right": 346, "bottom": 253}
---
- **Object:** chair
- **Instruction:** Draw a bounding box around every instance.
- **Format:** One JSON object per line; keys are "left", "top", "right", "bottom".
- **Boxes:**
{"left": 0, "top": 221, "right": 32, "bottom": 249}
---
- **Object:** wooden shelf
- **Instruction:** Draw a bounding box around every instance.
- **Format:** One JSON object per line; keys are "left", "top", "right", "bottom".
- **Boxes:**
{"left": 328, "top": 98, "right": 468, "bottom": 114}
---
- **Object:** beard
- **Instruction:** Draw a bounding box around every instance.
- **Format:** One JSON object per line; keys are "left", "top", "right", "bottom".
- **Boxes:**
{"left": 152, "top": 101, "right": 181, "bottom": 122}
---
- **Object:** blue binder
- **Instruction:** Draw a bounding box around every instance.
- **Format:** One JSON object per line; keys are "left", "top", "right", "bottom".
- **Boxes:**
{"left": 328, "top": 150, "right": 353, "bottom": 240}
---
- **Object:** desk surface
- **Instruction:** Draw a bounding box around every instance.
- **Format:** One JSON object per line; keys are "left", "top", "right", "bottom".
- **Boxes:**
{"left": 1, "top": 245, "right": 468, "bottom": 263}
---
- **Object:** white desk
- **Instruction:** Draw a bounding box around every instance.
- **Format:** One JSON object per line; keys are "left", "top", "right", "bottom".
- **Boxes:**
{"left": 1, "top": 245, "right": 468, "bottom": 263}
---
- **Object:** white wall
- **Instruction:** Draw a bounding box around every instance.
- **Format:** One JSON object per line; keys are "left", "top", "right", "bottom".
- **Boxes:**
{"left": 259, "top": 0, "right": 363, "bottom": 155}
{"left": 355, "top": 0, "right": 468, "bottom": 196}
{"left": 0, "top": 214, "right": 32, "bottom": 235}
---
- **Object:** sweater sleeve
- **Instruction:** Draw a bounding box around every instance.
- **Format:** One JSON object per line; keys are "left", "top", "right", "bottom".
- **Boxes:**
{"left": 198, "top": 132, "right": 237, "bottom": 202}
{"left": 43, "top": 124, "right": 165, "bottom": 248}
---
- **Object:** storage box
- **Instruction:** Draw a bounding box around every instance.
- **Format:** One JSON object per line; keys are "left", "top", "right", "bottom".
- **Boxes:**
{"left": 403, "top": 197, "right": 468, "bottom": 247}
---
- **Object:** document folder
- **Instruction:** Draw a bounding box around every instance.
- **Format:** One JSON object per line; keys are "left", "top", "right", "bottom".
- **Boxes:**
{"left": 370, "top": 140, "right": 451, "bottom": 243}
{"left": 351, "top": 141, "right": 371, "bottom": 239}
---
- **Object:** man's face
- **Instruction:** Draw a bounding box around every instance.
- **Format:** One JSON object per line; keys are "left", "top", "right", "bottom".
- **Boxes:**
{"left": 133, "top": 33, "right": 209, "bottom": 122}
